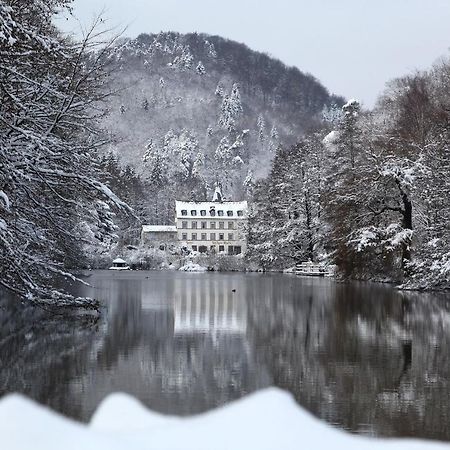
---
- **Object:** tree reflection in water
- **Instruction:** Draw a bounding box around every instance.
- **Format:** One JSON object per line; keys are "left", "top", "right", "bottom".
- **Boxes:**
{"left": 1, "top": 272, "right": 450, "bottom": 441}
{"left": 247, "top": 278, "right": 450, "bottom": 440}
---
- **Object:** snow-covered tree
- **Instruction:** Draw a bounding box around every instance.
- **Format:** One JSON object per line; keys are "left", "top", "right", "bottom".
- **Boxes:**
{"left": 215, "top": 82, "right": 225, "bottom": 98}
{"left": 248, "top": 133, "right": 325, "bottom": 268}
{"left": 218, "top": 83, "right": 243, "bottom": 132}
{"left": 196, "top": 61, "right": 206, "bottom": 76}
{"left": 172, "top": 46, "right": 194, "bottom": 71}
{"left": 257, "top": 115, "right": 266, "bottom": 143}
{"left": 0, "top": 1, "right": 131, "bottom": 309}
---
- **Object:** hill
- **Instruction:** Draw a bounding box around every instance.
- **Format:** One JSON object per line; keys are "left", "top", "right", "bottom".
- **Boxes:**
{"left": 100, "top": 32, "right": 344, "bottom": 222}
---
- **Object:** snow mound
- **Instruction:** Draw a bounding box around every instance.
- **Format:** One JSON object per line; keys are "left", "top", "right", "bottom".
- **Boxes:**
{"left": 178, "top": 261, "right": 207, "bottom": 272}
{"left": 0, "top": 389, "right": 448, "bottom": 450}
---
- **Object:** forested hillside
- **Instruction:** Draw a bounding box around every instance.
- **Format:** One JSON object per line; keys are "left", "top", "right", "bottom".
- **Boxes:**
{"left": 100, "top": 32, "right": 343, "bottom": 223}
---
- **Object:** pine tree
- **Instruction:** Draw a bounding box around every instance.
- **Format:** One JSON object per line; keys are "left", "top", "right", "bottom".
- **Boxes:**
{"left": 215, "top": 82, "right": 224, "bottom": 98}
{"left": 218, "top": 83, "right": 243, "bottom": 132}
{"left": 196, "top": 61, "right": 206, "bottom": 76}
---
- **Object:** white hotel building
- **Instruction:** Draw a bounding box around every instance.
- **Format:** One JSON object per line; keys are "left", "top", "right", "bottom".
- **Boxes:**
{"left": 141, "top": 187, "right": 248, "bottom": 255}
{"left": 175, "top": 188, "right": 248, "bottom": 255}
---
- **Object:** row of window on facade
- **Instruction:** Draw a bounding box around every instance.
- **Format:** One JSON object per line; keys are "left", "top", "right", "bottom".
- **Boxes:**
{"left": 181, "top": 221, "right": 236, "bottom": 230}
{"left": 181, "top": 232, "right": 235, "bottom": 241}
{"left": 181, "top": 209, "right": 244, "bottom": 217}
{"left": 190, "top": 245, "right": 242, "bottom": 255}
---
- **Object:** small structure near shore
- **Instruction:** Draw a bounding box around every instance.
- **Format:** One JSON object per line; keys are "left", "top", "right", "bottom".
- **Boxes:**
{"left": 140, "top": 225, "right": 177, "bottom": 250}
{"left": 294, "top": 261, "right": 331, "bottom": 277}
{"left": 109, "top": 258, "right": 131, "bottom": 271}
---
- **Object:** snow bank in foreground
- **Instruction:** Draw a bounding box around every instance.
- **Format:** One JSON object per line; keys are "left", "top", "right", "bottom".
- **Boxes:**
{"left": 0, "top": 388, "right": 447, "bottom": 450}
{"left": 178, "top": 260, "right": 208, "bottom": 272}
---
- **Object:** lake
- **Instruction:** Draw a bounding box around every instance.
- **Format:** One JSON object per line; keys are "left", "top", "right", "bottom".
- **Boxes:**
{"left": 1, "top": 271, "right": 450, "bottom": 441}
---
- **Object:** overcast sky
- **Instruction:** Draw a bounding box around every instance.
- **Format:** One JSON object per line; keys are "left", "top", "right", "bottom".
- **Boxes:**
{"left": 57, "top": 0, "right": 450, "bottom": 107}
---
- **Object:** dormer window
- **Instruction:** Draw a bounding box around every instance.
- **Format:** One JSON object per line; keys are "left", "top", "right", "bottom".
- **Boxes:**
{"left": 227, "top": 210, "right": 233, "bottom": 217}
{"left": 181, "top": 210, "right": 187, "bottom": 216}
{"left": 200, "top": 210, "right": 206, "bottom": 216}
{"left": 191, "top": 210, "right": 197, "bottom": 216}
{"left": 218, "top": 210, "right": 224, "bottom": 216}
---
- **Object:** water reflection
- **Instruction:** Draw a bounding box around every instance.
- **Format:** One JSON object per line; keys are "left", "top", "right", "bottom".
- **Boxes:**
{"left": 1, "top": 272, "right": 450, "bottom": 441}
{"left": 173, "top": 277, "right": 246, "bottom": 334}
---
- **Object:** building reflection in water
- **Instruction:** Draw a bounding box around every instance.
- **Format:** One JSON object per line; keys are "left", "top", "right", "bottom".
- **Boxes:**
{"left": 67, "top": 272, "right": 268, "bottom": 421}
{"left": 173, "top": 276, "right": 246, "bottom": 335}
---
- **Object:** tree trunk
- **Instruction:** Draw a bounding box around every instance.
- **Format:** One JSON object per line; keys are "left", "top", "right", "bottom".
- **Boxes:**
{"left": 401, "top": 191, "right": 413, "bottom": 274}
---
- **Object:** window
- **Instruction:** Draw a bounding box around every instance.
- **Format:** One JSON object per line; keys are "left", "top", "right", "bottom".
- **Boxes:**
{"left": 192, "top": 245, "right": 198, "bottom": 252}
{"left": 210, "top": 245, "right": 216, "bottom": 252}
{"left": 227, "top": 210, "right": 233, "bottom": 217}
{"left": 192, "top": 233, "right": 197, "bottom": 241}
{"left": 210, "top": 222, "right": 216, "bottom": 229}
{"left": 228, "top": 222, "right": 234, "bottom": 229}
{"left": 228, "top": 245, "right": 242, "bottom": 255}
{"left": 191, "top": 221, "right": 197, "bottom": 229}
{"left": 182, "top": 221, "right": 188, "bottom": 229}
{"left": 219, "top": 233, "right": 224, "bottom": 240}
{"left": 210, "top": 209, "right": 216, "bottom": 217}
{"left": 218, "top": 210, "right": 224, "bottom": 216}
{"left": 200, "top": 210, "right": 206, "bottom": 216}
{"left": 199, "top": 245, "right": 207, "bottom": 253}
{"left": 181, "top": 210, "right": 187, "bottom": 216}
{"left": 191, "top": 210, "right": 197, "bottom": 216}
{"left": 210, "top": 233, "right": 216, "bottom": 241}
{"left": 219, "top": 222, "right": 224, "bottom": 229}
{"left": 201, "top": 221, "right": 207, "bottom": 229}
{"left": 237, "top": 210, "right": 244, "bottom": 217}
{"left": 228, "top": 233, "right": 234, "bottom": 241}
{"left": 182, "top": 233, "right": 188, "bottom": 240}
{"left": 201, "top": 233, "right": 207, "bottom": 241}
{"left": 219, "top": 245, "right": 225, "bottom": 252}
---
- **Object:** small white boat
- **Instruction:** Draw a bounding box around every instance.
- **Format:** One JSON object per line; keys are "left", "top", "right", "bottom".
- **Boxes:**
{"left": 109, "top": 258, "right": 131, "bottom": 271}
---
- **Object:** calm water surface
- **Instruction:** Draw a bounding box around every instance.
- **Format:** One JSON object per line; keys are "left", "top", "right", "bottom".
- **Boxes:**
{"left": 1, "top": 271, "right": 450, "bottom": 440}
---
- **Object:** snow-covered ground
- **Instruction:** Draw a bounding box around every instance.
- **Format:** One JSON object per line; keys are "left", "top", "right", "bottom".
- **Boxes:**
{"left": 178, "top": 260, "right": 208, "bottom": 272}
{"left": 1, "top": 388, "right": 448, "bottom": 450}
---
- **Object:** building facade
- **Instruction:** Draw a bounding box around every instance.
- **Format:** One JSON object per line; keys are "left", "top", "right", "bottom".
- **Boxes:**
{"left": 175, "top": 187, "right": 247, "bottom": 254}
{"left": 142, "top": 188, "right": 248, "bottom": 255}
{"left": 141, "top": 225, "right": 177, "bottom": 250}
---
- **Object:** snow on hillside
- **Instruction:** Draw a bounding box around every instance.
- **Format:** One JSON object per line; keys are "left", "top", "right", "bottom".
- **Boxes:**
{"left": 101, "top": 32, "right": 344, "bottom": 196}
{"left": 0, "top": 388, "right": 447, "bottom": 450}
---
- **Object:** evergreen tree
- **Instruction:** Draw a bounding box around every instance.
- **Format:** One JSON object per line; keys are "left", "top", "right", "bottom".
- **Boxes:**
{"left": 196, "top": 61, "right": 206, "bottom": 76}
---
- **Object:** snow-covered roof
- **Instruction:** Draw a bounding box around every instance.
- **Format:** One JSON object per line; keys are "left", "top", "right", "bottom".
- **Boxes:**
{"left": 112, "top": 258, "right": 127, "bottom": 264}
{"left": 142, "top": 225, "right": 177, "bottom": 233}
{"left": 175, "top": 200, "right": 248, "bottom": 219}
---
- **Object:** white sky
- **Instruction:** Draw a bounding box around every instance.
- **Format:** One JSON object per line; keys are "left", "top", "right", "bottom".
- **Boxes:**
{"left": 56, "top": 0, "right": 450, "bottom": 107}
